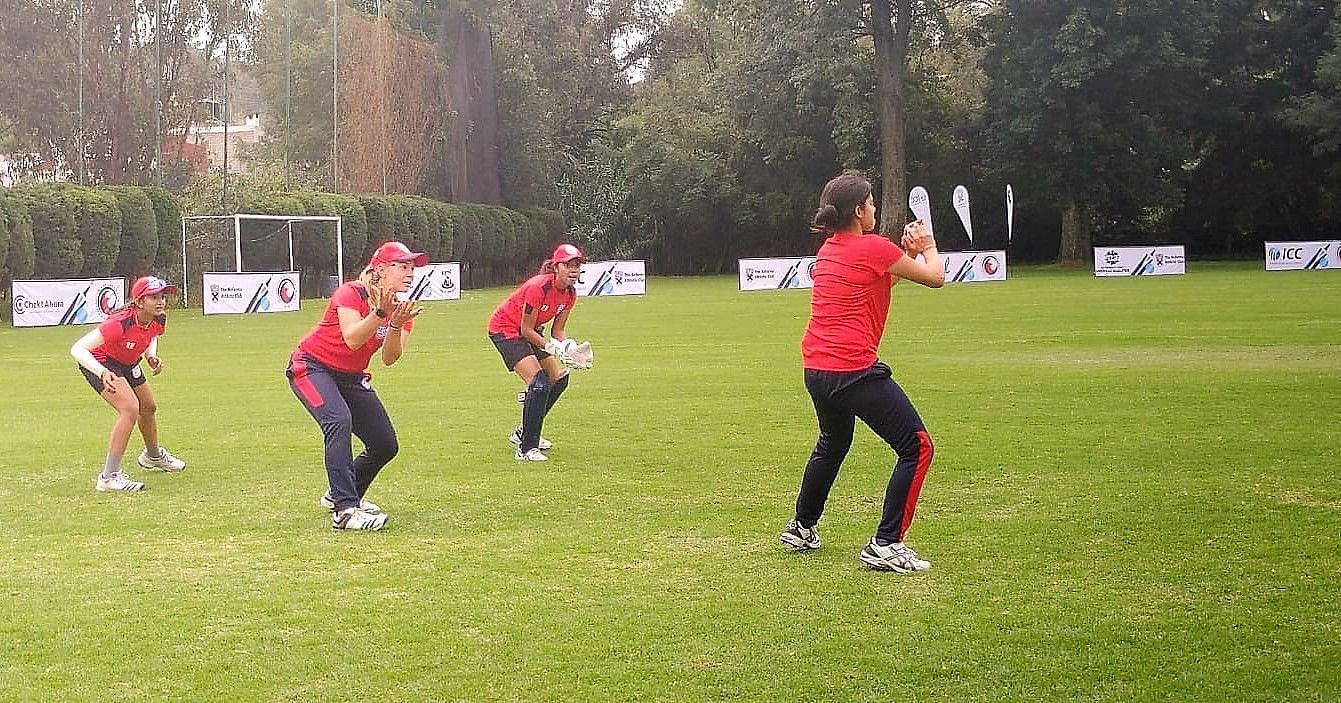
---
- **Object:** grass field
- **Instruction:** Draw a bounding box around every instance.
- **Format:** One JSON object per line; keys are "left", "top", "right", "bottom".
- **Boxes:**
{"left": 1, "top": 262, "right": 1338, "bottom": 701}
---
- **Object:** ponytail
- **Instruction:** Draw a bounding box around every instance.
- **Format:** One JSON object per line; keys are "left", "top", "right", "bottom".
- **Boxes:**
{"left": 812, "top": 171, "right": 873, "bottom": 235}
{"left": 810, "top": 204, "right": 843, "bottom": 234}
{"left": 538, "top": 259, "right": 556, "bottom": 274}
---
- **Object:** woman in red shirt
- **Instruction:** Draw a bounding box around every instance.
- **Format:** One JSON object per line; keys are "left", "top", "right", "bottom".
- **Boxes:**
{"left": 70, "top": 276, "right": 187, "bottom": 492}
{"left": 287, "top": 241, "right": 425, "bottom": 531}
{"left": 779, "top": 171, "right": 946, "bottom": 573}
{"left": 487, "top": 243, "right": 585, "bottom": 461}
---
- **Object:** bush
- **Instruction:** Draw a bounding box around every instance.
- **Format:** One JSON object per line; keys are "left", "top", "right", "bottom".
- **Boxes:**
{"left": 66, "top": 186, "right": 123, "bottom": 278}
{"left": 357, "top": 195, "right": 394, "bottom": 263}
{"left": 13, "top": 186, "right": 82, "bottom": 279}
{"left": 0, "top": 194, "right": 35, "bottom": 283}
{"left": 142, "top": 187, "right": 182, "bottom": 279}
{"left": 107, "top": 187, "right": 159, "bottom": 277}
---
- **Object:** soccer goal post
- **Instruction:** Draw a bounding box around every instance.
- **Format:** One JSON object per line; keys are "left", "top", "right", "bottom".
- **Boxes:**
{"left": 180, "top": 213, "right": 344, "bottom": 306}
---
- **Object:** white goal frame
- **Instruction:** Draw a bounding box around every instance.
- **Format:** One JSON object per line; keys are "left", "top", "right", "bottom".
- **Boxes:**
{"left": 180, "top": 213, "right": 344, "bottom": 306}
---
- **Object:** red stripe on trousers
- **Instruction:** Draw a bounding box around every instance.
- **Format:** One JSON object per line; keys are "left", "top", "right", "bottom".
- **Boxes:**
{"left": 900, "top": 429, "right": 934, "bottom": 540}
{"left": 290, "top": 351, "right": 326, "bottom": 408}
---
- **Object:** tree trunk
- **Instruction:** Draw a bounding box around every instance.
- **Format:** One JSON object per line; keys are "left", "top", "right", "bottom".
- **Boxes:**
{"left": 870, "top": 0, "right": 911, "bottom": 236}
{"left": 1058, "top": 201, "right": 1091, "bottom": 265}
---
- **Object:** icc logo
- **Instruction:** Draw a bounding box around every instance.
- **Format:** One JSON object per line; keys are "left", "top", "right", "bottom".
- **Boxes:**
{"left": 982, "top": 256, "right": 1000, "bottom": 276}
{"left": 1269, "top": 248, "right": 1282, "bottom": 261}
{"left": 278, "top": 278, "right": 297, "bottom": 304}
{"left": 1282, "top": 247, "right": 1303, "bottom": 261}
{"left": 1104, "top": 250, "right": 1120, "bottom": 266}
{"left": 97, "top": 287, "right": 119, "bottom": 314}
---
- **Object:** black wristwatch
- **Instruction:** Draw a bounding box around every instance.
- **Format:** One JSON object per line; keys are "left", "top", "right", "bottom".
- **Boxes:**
{"left": 374, "top": 307, "right": 389, "bottom": 319}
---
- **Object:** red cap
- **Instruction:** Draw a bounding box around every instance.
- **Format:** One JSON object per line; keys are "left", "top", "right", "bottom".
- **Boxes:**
{"left": 130, "top": 276, "right": 178, "bottom": 299}
{"left": 370, "top": 241, "right": 428, "bottom": 267}
{"left": 551, "top": 243, "right": 585, "bottom": 264}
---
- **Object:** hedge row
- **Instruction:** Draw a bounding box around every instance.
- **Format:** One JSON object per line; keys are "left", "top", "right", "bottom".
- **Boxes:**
{"left": 0, "top": 184, "right": 564, "bottom": 296}
{"left": 219, "top": 192, "right": 563, "bottom": 292}
{"left": 0, "top": 184, "right": 181, "bottom": 286}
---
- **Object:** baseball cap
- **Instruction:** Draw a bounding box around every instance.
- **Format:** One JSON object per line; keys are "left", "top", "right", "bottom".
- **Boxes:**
{"left": 131, "top": 276, "right": 178, "bottom": 299}
{"left": 370, "top": 241, "right": 428, "bottom": 267}
{"left": 552, "top": 243, "right": 585, "bottom": 264}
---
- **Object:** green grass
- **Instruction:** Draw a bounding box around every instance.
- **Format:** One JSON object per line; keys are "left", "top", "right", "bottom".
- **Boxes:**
{"left": 2, "top": 262, "right": 1338, "bottom": 701}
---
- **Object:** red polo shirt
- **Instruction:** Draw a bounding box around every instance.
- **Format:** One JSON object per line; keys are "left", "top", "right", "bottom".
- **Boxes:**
{"left": 94, "top": 309, "right": 166, "bottom": 365}
{"left": 487, "top": 273, "right": 577, "bottom": 338}
{"left": 298, "top": 282, "right": 415, "bottom": 373}
{"left": 801, "top": 232, "right": 905, "bottom": 372}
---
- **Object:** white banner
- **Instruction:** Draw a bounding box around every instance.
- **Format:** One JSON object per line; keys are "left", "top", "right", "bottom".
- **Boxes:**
{"left": 940, "top": 251, "right": 1008, "bottom": 284}
{"left": 1006, "top": 184, "right": 1015, "bottom": 243}
{"left": 738, "top": 257, "right": 816, "bottom": 290}
{"left": 406, "top": 262, "right": 462, "bottom": 301}
{"left": 10, "top": 278, "right": 126, "bottom": 328}
{"left": 1264, "top": 241, "right": 1338, "bottom": 271}
{"left": 953, "top": 185, "right": 973, "bottom": 243}
{"left": 909, "top": 186, "right": 934, "bottom": 233}
{"left": 202, "top": 272, "right": 301, "bottom": 315}
{"left": 576, "top": 260, "right": 646, "bottom": 297}
{"left": 1093, "top": 246, "right": 1186, "bottom": 277}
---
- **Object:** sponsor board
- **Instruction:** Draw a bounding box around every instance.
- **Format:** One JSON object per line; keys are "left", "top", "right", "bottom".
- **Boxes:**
{"left": 940, "top": 250, "right": 1007, "bottom": 284}
{"left": 1093, "top": 246, "right": 1186, "bottom": 277}
{"left": 738, "top": 257, "right": 817, "bottom": 290}
{"left": 1264, "top": 241, "right": 1338, "bottom": 271}
{"left": 203, "top": 272, "right": 302, "bottom": 315}
{"left": 406, "top": 262, "right": 462, "bottom": 301}
{"left": 576, "top": 260, "right": 646, "bottom": 297}
{"left": 11, "top": 278, "right": 126, "bottom": 328}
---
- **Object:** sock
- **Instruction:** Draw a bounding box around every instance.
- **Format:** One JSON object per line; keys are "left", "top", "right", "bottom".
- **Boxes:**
{"left": 520, "top": 373, "right": 551, "bottom": 450}
{"left": 146, "top": 444, "right": 161, "bottom": 459}
{"left": 545, "top": 374, "right": 570, "bottom": 414}
{"left": 101, "top": 452, "right": 123, "bottom": 479}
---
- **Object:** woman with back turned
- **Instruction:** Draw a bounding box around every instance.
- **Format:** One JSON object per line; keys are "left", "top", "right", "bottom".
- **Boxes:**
{"left": 779, "top": 171, "right": 946, "bottom": 573}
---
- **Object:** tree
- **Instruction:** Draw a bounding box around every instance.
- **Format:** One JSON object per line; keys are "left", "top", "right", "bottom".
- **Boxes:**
{"left": 983, "top": 1, "right": 1218, "bottom": 264}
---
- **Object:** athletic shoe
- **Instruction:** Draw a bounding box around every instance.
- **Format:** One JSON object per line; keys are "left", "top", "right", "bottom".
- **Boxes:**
{"left": 138, "top": 448, "right": 186, "bottom": 472}
{"left": 319, "top": 492, "right": 383, "bottom": 515}
{"left": 508, "top": 428, "right": 552, "bottom": 451}
{"left": 859, "top": 539, "right": 932, "bottom": 573}
{"left": 95, "top": 472, "right": 145, "bottom": 492}
{"left": 331, "top": 507, "right": 387, "bottom": 531}
{"left": 515, "top": 447, "right": 549, "bottom": 462}
{"left": 779, "top": 520, "right": 821, "bottom": 550}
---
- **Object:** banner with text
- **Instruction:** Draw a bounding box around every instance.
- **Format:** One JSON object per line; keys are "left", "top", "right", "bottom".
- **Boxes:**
{"left": 1093, "top": 246, "right": 1186, "bottom": 277}
{"left": 406, "top": 262, "right": 463, "bottom": 301}
{"left": 1264, "top": 241, "right": 1338, "bottom": 271}
{"left": 10, "top": 278, "right": 125, "bottom": 328}
{"left": 203, "top": 272, "right": 301, "bottom": 315}
{"left": 941, "top": 250, "right": 1008, "bottom": 283}
{"left": 738, "top": 257, "right": 817, "bottom": 290}
{"left": 576, "top": 260, "right": 646, "bottom": 297}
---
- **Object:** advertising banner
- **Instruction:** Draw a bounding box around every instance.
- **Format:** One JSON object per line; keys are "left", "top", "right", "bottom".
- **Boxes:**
{"left": 1264, "top": 241, "right": 1338, "bottom": 271}
{"left": 10, "top": 278, "right": 125, "bottom": 328}
{"left": 738, "top": 257, "right": 816, "bottom": 290}
{"left": 941, "top": 251, "right": 1008, "bottom": 283}
{"left": 202, "top": 272, "right": 301, "bottom": 315}
{"left": 1093, "top": 246, "right": 1186, "bottom": 277}
{"left": 576, "top": 260, "right": 646, "bottom": 297}
{"left": 406, "top": 262, "right": 462, "bottom": 301}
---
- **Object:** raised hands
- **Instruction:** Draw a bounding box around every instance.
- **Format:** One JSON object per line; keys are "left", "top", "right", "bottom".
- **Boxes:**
{"left": 387, "top": 299, "right": 424, "bottom": 328}
{"left": 900, "top": 219, "right": 937, "bottom": 255}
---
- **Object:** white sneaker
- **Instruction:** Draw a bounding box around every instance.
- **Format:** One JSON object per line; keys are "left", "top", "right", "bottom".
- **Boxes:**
{"left": 319, "top": 492, "right": 382, "bottom": 514}
{"left": 138, "top": 448, "right": 186, "bottom": 472}
{"left": 515, "top": 447, "right": 549, "bottom": 462}
{"left": 508, "top": 428, "right": 552, "bottom": 451}
{"left": 859, "top": 539, "right": 932, "bottom": 573}
{"left": 331, "top": 507, "right": 387, "bottom": 531}
{"left": 779, "top": 520, "right": 821, "bottom": 550}
{"left": 95, "top": 472, "right": 145, "bottom": 492}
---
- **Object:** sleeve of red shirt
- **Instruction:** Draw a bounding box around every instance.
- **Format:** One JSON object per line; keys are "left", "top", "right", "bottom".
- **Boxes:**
{"left": 867, "top": 235, "right": 906, "bottom": 273}
{"left": 331, "top": 283, "right": 366, "bottom": 312}
{"left": 521, "top": 281, "right": 543, "bottom": 311}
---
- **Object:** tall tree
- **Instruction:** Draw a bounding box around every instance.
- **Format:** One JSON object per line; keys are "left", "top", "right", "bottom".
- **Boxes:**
{"left": 983, "top": 1, "right": 1217, "bottom": 264}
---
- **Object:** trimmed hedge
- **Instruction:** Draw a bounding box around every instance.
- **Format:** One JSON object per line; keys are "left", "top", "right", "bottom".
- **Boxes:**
{"left": 0, "top": 192, "right": 36, "bottom": 282}
{"left": 142, "top": 187, "right": 181, "bottom": 279}
{"left": 107, "top": 187, "right": 159, "bottom": 277}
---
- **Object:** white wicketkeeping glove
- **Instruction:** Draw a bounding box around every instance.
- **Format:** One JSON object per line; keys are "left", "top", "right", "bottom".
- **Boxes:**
{"left": 543, "top": 337, "right": 567, "bottom": 357}
{"left": 561, "top": 340, "right": 594, "bottom": 370}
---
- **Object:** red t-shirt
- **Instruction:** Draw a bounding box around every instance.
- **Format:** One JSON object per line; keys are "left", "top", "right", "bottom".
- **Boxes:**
{"left": 487, "top": 273, "right": 577, "bottom": 338}
{"left": 94, "top": 308, "right": 167, "bottom": 366}
{"left": 801, "top": 232, "right": 906, "bottom": 372}
{"left": 297, "top": 282, "right": 415, "bottom": 373}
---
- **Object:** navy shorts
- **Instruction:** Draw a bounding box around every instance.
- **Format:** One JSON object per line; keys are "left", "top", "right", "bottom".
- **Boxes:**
{"left": 79, "top": 358, "right": 148, "bottom": 393}
{"left": 489, "top": 332, "right": 552, "bottom": 371}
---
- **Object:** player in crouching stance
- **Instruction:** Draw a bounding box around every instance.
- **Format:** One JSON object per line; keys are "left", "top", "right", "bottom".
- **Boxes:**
{"left": 487, "top": 243, "right": 587, "bottom": 461}
{"left": 287, "top": 241, "right": 425, "bottom": 531}
{"left": 780, "top": 171, "right": 945, "bottom": 573}
{"left": 70, "top": 276, "right": 187, "bottom": 492}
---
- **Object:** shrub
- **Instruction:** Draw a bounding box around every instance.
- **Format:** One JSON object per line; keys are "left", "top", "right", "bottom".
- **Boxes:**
{"left": 107, "top": 187, "right": 159, "bottom": 277}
